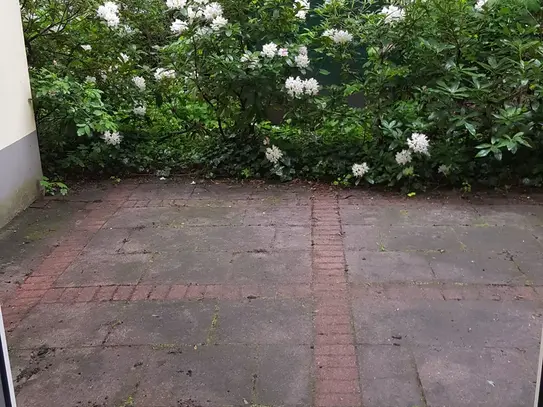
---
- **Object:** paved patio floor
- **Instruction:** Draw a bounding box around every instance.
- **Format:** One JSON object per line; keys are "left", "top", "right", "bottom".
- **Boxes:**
{"left": 2, "top": 180, "right": 543, "bottom": 407}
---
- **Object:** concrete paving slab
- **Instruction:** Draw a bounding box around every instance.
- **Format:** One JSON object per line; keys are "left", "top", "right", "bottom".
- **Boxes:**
{"left": 135, "top": 345, "right": 256, "bottom": 406}
{"left": 414, "top": 347, "right": 536, "bottom": 407}
{"left": 358, "top": 346, "right": 425, "bottom": 407}
{"left": 55, "top": 253, "right": 151, "bottom": 286}
{"left": 14, "top": 347, "right": 145, "bottom": 407}
{"left": 216, "top": 299, "right": 312, "bottom": 344}
{"left": 352, "top": 298, "right": 541, "bottom": 349}
{"left": 346, "top": 251, "right": 435, "bottom": 283}
{"left": 10, "top": 303, "right": 124, "bottom": 349}
{"left": 105, "top": 301, "right": 216, "bottom": 346}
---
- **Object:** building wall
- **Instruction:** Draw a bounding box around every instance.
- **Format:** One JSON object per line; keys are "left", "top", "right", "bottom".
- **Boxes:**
{"left": 0, "top": 0, "right": 42, "bottom": 227}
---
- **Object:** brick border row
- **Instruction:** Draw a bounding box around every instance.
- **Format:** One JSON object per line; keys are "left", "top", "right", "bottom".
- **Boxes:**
{"left": 311, "top": 195, "right": 362, "bottom": 407}
{"left": 2, "top": 185, "right": 135, "bottom": 331}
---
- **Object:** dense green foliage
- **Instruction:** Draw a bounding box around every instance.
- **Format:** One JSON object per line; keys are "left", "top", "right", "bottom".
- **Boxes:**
{"left": 22, "top": 0, "right": 543, "bottom": 189}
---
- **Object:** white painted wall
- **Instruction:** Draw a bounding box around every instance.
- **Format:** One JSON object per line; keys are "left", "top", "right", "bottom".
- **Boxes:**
{"left": 0, "top": 0, "right": 36, "bottom": 150}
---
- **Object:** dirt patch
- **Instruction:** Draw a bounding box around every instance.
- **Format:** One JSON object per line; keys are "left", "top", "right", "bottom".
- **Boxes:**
{"left": 14, "top": 345, "right": 54, "bottom": 392}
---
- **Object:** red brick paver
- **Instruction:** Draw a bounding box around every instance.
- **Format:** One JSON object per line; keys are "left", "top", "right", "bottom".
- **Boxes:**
{"left": 311, "top": 195, "right": 362, "bottom": 407}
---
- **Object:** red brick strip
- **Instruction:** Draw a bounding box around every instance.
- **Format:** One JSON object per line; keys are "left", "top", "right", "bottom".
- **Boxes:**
{"left": 312, "top": 195, "right": 362, "bottom": 407}
{"left": 2, "top": 186, "right": 133, "bottom": 331}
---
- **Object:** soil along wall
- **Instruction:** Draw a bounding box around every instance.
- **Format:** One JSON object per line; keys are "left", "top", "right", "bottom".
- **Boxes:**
{"left": 0, "top": 0, "right": 42, "bottom": 227}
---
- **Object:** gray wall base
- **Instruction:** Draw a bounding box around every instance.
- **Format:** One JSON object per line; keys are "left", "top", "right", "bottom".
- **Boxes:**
{"left": 0, "top": 131, "right": 42, "bottom": 228}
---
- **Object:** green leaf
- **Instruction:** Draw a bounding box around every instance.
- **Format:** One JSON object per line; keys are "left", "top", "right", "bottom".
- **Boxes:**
{"left": 475, "top": 149, "right": 490, "bottom": 158}
{"left": 464, "top": 122, "right": 476, "bottom": 136}
{"left": 319, "top": 69, "right": 330, "bottom": 75}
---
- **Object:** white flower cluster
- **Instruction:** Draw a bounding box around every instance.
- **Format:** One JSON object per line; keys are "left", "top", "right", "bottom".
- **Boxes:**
{"left": 277, "top": 48, "right": 289, "bottom": 57}
{"left": 81, "top": 44, "right": 92, "bottom": 51}
{"left": 119, "top": 53, "right": 130, "bottom": 63}
{"left": 294, "top": 46, "right": 310, "bottom": 68}
{"left": 97, "top": 2, "right": 120, "bottom": 28}
{"left": 294, "top": 0, "right": 310, "bottom": 20}
{"left": 102, "top": 131, "right": 122, "bottom": 145}
{"left": 407, "top": 132, "right": 430, "bottom": 155}
{"left": 166, "top": 0, "right": 187, "bottom": 9}
{"left": 474, "top": 0, "right": 487, "bottom": 11}
{"left": 85, "top": 76, "right": 96, "bottom": 83}
{"left": 322, "top": 29, "right": 353, "bottom": 44}
{"left": 203, "top": 2, "right": 222, "bottom": 20}
{"left": 352, "top": 163, "right": 369, "bottom": 178}
{"left": 171, "top": 19, "right": 188, "bottom": 34}
{"left": 295, "top": 54, "right": 310, "bottom": 68}
{"left": 265, "top": 145, "right": 283, "bottom": 164}
{"left": 395, "top": 149, "right": 412, "bottom": 165}
{"left": 154, "top": 68, "right": 176, "bottom": 80}
{"left": 132, "top": 76, "right": 146, "bottom": 90}
{"left": 285, "top": 76, "right": 319, "bottom": 98}
{"left": 381, "top": 5, "right": 405, "bottom": 23}
{"left": 133, "top": 105, "right": 146, "bottom": 116}
{"left": 167, "top": 0, "right": 228, "bottom": 35}
{"left": 210, "top": 15, "right": 228, "bottom": 30}
{"left": 262, "top": 42, "right": 278, "bottom": 58}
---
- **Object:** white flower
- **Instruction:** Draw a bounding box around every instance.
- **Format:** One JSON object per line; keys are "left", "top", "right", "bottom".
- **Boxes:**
{"left": 285, "top": 76, "right": 305, "bottom": 98}
{"left": 211, "top": 15, "right": 228, "bottom": 30}
{"left": 85, "top": 76, "right": 96, "bottom": 83}
{"left": 294, "top": 0, "right": 309, "bottom": 19}
{"left": 187, "top": 6, "right": 204, "bottom": 21}
{"left": 102, "top": 131, "right": 122, "bottom": 145}
{"left": 166, "top": 0, "right": 187, "bottom": 9}
{"left": 303, "top": 78, "right": 319, "bottom": 95}
{"left": 295, "top": 53, "right": 310, "bottom": 68}
{"left": 133, "top": 105, "right": 146, "bottom": 116}
{"left": 285, "top": 77, "right": 319, "bottom": 97}
{"left": 241, "top": 51, "right": 260, "bottom": 69}
{"left": 262, "top": 42, "right": 278, "bottom": 58}
{"left": 438, "top": 164, "right": 450, "bottom": 175}
{"left": 298, "top": 46, "right": 308, "bottom": 55}
{"left": 277, "top": 48, "right": 289, "bottom": 57}
{"left": 132, "top": 76, "right": 146, "bottom": 90}
{"left": 265, "top": 145, "right": 284, "bottom": 164}
{"left": 97, "top": 1, "right": 120, "bottom": 28}
{"left": 171, "top": 19, "right": 188, "bottom": 33}
{"left": 119, "top": 53, "right": 130, "bottom": 63}
{"left": 381, "top": 5, "right": 405, "bottom": 23}
{"left": 100, "top": 71, "right": 108, "bottom": 80}
{"left": 407, "top": 132, "right": 430, "bottom": 155}
{"left": 203, "top": 2, "right": 223, "bottom": 20}
{"left": 474, "top": 0, "right": 487, "bottom": 11}
{"left": 81, "top": 44, "right": 92, "bottom": 51}
{"left": 154, "top": 68, "right": 175, "bottom": 80}
{"left": 323, "top": 28, "right": 353, "bottom": 44}
{"left": 395, "top": 149, "right": 412, "bottom": 165}
{"left": 322, "top": 28, "right": 337, "bottom": 38}
{"left": 332, "top": 29, "right": 353, "bottom": 44}
{"left": 352, "top": 163, "right": 369, "bottom": 178}
{"left": 194, "top": 0, "right": 209, "bottom": 4}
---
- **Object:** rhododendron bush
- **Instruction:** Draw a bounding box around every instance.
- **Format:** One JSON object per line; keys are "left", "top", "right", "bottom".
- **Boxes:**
{"left": 22, "top": 0, "right": 543, "bottom": 189}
